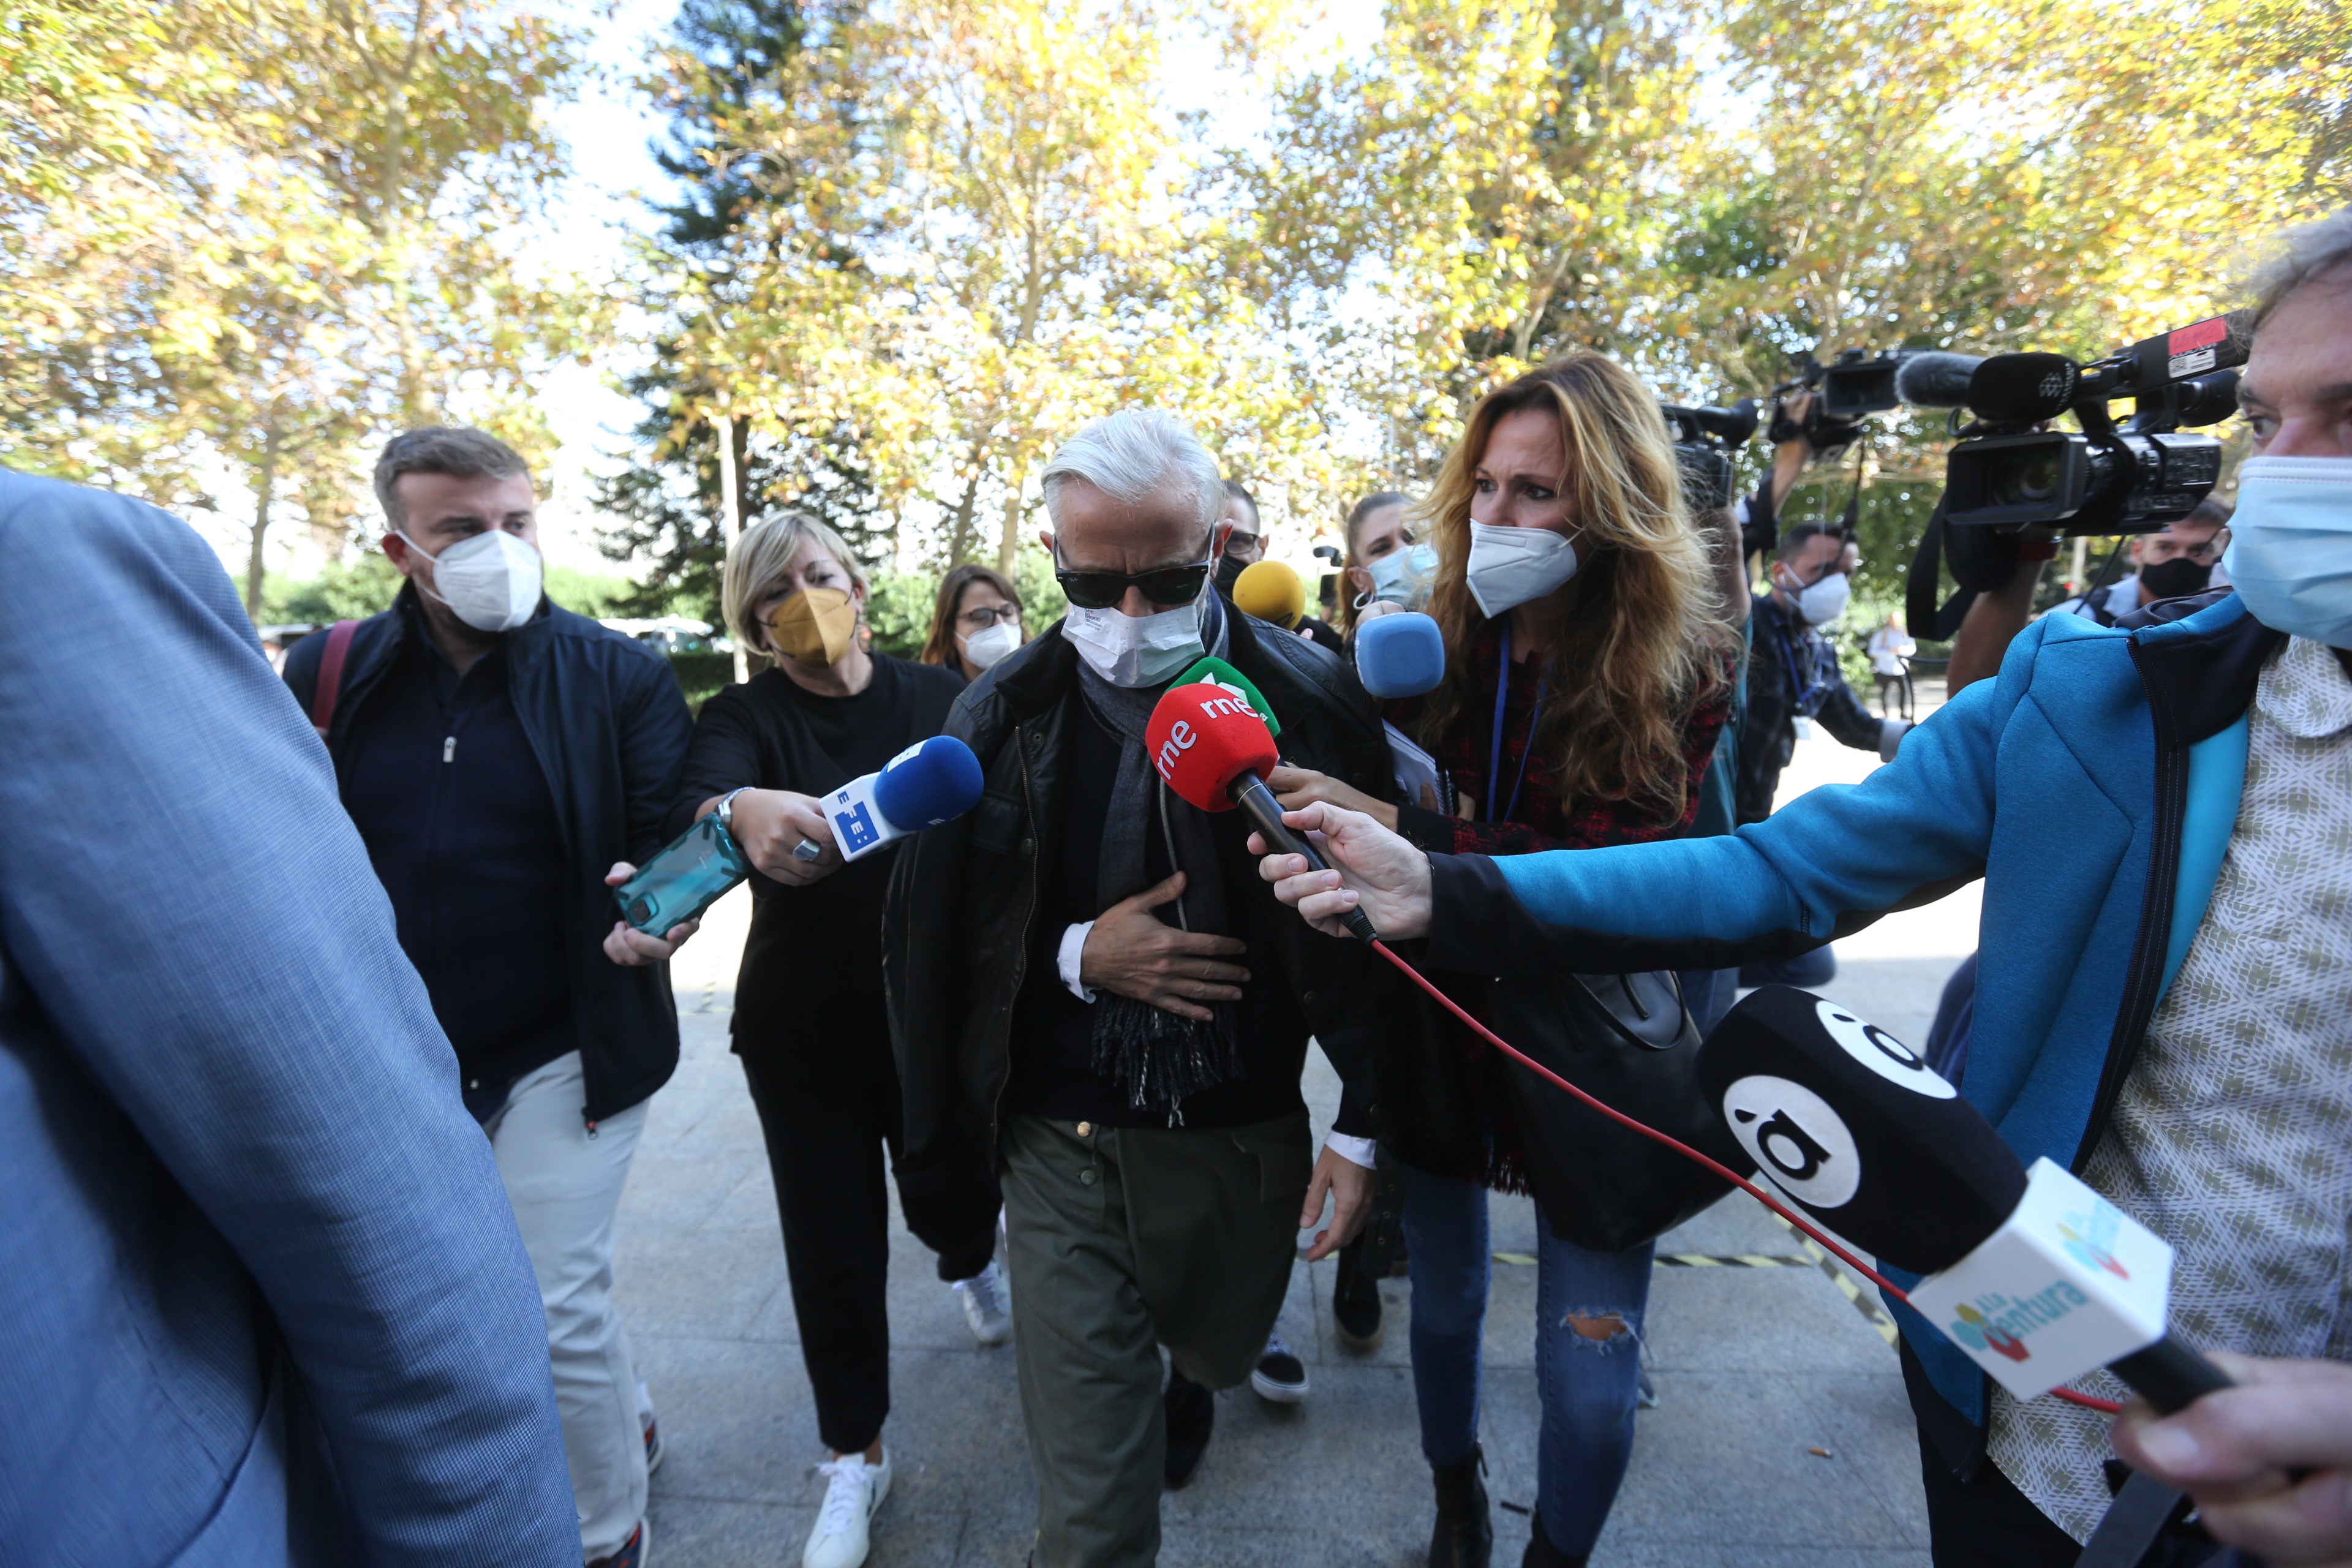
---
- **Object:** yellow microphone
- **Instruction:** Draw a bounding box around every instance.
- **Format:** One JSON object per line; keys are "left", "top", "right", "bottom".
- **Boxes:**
{"left": 1232, "top": 559, "right": 1306, "bottom": 630}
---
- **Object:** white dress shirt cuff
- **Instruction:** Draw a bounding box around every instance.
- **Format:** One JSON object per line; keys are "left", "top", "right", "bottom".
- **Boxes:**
{"left": 1323, "top": 1132, "right": 1377, "bottom": 1169}
{"left": 1058, "top": 921, "right": 1097, "bottom": 1002}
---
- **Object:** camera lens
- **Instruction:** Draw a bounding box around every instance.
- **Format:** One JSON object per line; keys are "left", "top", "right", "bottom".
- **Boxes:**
{"left": 1997, "top": 452, "right": 2061, "bottom": 507}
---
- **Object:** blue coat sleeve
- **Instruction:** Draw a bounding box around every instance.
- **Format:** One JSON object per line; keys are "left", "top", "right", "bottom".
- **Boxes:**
{"left": 1428, "top": 663, "right": 2009, "bottom": 976}
{"left": 0, "top": 478, "right": 576, "bottom": 1563}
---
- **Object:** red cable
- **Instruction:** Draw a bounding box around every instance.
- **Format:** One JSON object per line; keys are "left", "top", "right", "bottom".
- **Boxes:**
{"left": 1364, "top": 938, "right": 2127, "bottom": 1416}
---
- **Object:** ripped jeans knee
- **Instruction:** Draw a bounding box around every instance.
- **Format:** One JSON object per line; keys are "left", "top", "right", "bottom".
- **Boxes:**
{"left": 1558, "top": 1306, "right": 1644, "bottom": 1353}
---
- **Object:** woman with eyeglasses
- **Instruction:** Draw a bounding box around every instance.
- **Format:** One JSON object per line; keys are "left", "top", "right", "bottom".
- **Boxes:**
{"left": 1264, "top": 355, "right": 1739, "bottom": 1568}
{"left": 919, "top": 562, "right": 1028, "bottom": 682}
{"left": 663, "top": 510, "right": 1006, "bottom": 1568}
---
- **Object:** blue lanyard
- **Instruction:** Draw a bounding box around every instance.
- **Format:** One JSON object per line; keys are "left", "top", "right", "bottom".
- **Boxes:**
{"left": 1775, "top": 606, "right": 1828, "bottom": 714}
{"left": 1485, "top": 621, "right": 1546, "bottom": 825}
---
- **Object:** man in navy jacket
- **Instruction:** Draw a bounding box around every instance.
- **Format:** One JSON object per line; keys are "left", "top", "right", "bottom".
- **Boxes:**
{"left": 1257, "top": 213, "right": 2352, "bottom": 1564}
{"left": 284, "top": 428, "right": 694, "bottom": 1568}
{"left": 0, "top": 465, "right": 576, "bottom": 1563}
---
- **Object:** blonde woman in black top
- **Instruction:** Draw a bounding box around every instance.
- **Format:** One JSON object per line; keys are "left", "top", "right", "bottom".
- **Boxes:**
{"left": 666, "top": 511, "right": 1003, "bottom": 1568}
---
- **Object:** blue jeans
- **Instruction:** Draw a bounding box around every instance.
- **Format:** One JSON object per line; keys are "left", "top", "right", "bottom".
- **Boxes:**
{"left": 1403, "top": 1170, "right": 1654, "bottom": 1557}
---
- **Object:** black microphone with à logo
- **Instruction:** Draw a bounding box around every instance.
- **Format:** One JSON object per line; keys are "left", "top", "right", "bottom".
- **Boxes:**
{"left": 1699, "top": 986, "right": 2230, "bottom": 1417}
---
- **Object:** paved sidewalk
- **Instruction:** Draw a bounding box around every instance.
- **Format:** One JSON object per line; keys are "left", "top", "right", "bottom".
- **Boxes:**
{"left": 617, "top": 725, "right": 1966, "bottom": 1566}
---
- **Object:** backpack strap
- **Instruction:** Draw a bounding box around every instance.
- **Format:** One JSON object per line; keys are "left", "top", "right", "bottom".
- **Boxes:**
{"left": 310, "top": 619, "right": 359, "bottom": 739}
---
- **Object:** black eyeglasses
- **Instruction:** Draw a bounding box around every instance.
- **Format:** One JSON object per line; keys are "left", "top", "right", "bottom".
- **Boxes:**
{"left": 1053, "top": 554, "right": 1215, "bottom": 610}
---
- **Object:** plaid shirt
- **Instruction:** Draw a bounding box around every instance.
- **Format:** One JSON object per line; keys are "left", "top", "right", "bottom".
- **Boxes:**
{"left": 1392, "top": 618, "right": 1732, "bottom": 856}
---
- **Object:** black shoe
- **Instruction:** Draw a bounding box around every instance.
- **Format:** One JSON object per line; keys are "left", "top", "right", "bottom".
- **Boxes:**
{"left": 1427, "top": 1446, "right": 1491, "bottom": 1568}
{"left": 1520, "top": 1510, "right": 1586, "bottom": 1568}
{"left": 1163, "top": 1370, "right": 1213, "bottom": 1490}
{"left": 1333, "top": 1264, "right": 1385, "bottom": 1353}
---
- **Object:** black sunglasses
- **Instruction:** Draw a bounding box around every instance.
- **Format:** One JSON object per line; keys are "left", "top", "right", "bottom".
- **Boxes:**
{"left": 1053, "top": 554, "right": 1214, "bottom": 611}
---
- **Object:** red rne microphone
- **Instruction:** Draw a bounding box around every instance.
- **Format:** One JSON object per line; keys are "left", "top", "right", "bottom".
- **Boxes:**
{"left": 1145, "top": 680, "right": 1380, "bottom": 943}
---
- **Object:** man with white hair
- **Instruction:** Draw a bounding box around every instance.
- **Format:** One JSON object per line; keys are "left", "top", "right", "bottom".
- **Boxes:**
{"left": 885, "top": 410, "right": 1427, "bottom": 1566}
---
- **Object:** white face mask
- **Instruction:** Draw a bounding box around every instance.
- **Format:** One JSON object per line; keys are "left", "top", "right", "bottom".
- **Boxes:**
{"left": 1359, "top": 540, "right": 1438, "bottom": 610}
{"left": 399, "top": 529, "right": 542, "bottom": 633}
{"left": 1787, "top": 568, "right": 1851, "bottom": 627}
{"left": 1062, "top": 597, "right": 1205, "bottom": 688}
{"left": 2225, "top": 455, "right": 2352, "bottom": 647}
{"left": 1464, "top": 521, "right": 1580, "bottom": 618}
{"left": 960, "top": 620, "right": 1022, "bottom": 672}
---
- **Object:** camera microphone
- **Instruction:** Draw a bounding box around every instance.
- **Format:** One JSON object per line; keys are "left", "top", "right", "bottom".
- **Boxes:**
{"left": 1703, "top": 987, "right": 2229, "bottom": 1412}
{"left": 1145, "top": 673, "right": 1379, "bottom": 943}
{"left": 1967, "top": 352, "right": 2083, "bottom": 423}
{"left": 1893, "top": 351, "right": 1983, "bottom": 409}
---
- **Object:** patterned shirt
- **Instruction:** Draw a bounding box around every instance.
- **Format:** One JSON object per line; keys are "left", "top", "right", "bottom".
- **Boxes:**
{"left": 1988, "top": 635, "right": 2352, "bottom": 1540}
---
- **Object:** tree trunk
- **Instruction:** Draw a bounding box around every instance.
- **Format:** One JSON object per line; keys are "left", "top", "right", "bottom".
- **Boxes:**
{"left": 370, "top": 0, "right": 436, "bottom": 423}
{"left": 244, "top": 421, "right": 283, "bottom": 620}
{"left": 994, "top": 449, "right": 1032, "bottom": 578}
{"left": 944, "top": 469, "right": 982, "bottom": 567}
{"left": 715, "top": 412, "right": 748, "bottom": 684}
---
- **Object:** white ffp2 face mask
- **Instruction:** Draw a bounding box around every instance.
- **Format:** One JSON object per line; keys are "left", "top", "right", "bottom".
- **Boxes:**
{"left": 960, "top": 620, "right": 1022, "bottom": 672}
{"left": 2225, "top": 455, "right": 2352, "bottom": 647}
{"left": 400, "top": 529, "right": 542, "bottom": 633}
{"left": 1062, "top": 598, "right": 1204, "bottom": 688}
{"left": 1792, "top": 569, "right": 1852, "bottom": 627}
{"left": 1464, "top": 521, "right": 1580, "bottom": 619}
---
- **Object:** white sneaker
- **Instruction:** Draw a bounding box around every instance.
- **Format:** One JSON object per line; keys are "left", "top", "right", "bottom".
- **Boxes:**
{"left": 803, "top": 1449, "right": 891, "bottom": 1568}
{"left": 1250, "top": 1330, "right": 1310, "bottom": 1403}
{"left": 951, "top": 1261, "right": 1012, "bottom": 1346}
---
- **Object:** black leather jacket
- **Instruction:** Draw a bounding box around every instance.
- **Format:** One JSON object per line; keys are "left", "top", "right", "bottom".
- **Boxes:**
{"left": 284, "top": 587, "right": 695, "bottom": 1123}
{"left": 883, "top": 611, "right": 1464, "bottom": 1175}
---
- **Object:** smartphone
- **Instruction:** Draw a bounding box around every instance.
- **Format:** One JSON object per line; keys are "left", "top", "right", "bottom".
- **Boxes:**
{"left": 614, "top": 813, "right": 750, "bottom": 935}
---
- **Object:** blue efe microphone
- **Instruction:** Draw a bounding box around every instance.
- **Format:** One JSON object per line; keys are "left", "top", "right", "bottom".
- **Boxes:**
{"left": 1355, "top": 611, "right": 1447, "bottom": 699}
{"left": 827, "top": 734, "right": 985, "bottom": 861}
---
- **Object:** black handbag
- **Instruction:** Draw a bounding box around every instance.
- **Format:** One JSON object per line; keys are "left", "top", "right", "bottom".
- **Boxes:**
{"left": 1486, "top": 968, "right": 1756, "bottom": 1253}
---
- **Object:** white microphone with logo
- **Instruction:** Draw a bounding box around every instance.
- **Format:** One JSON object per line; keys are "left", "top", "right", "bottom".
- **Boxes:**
{"left": 823, "top": 735, "right": 986, "bottom": 864}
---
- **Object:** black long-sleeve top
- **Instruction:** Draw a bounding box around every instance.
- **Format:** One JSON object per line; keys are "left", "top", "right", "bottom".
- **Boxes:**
{"left": 665, "top": 655, "right": 963, "bottom": 1087}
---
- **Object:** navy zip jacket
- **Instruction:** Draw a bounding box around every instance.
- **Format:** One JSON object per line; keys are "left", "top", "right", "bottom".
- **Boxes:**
{"left": 285, "top": 584, "right": 695, "bottom": 1125}
{"left": 1418, "top": 592, "right": 2280, "bottom": 1477}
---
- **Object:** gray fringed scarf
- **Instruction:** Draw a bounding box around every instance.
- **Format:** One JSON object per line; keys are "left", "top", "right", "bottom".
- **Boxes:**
{"left": 1075, "top": 590, "right": 1241, "bottom": 1122}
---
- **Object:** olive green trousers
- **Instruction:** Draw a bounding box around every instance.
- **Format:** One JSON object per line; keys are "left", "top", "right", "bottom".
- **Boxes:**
{"left": 1000, "top": 1110, "right": 1313, "bottom": 1568}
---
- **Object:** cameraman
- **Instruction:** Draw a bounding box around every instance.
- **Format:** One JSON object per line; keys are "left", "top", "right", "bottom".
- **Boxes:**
{"left": 1738, "top": 520, "right": 1911, "bottom": 829}
{"left": 1253, "top": 208, "right": 2352, "bottom": 1565}
{"left": 2048, "top": 499, "right": 2233, "bottom": 625}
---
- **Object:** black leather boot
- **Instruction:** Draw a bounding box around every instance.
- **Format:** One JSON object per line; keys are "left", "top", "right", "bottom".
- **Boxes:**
{"left": 1427, "top": 1446, "right": 1492, "bottom": 1568}
{"left": 1520, "top": 1509, "right": 1588, "bottom": 1568}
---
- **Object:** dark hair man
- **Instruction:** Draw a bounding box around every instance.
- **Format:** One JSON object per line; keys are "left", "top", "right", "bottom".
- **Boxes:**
{"left": 284, "top": 426, "right": 695, "bottom": 1568}
{"left": 1740, "top": 519, "right": 1911, "bottom": 828}
{"left": 885, "top": 410, "right": 1414, "bottom": 1565}
{"left": 2048, "top": 499, "right": 2234, "bottom": 626}
{"left": 0, "top": 466, "right": 576, "bottom": 1561}
{"left": 1257, "top": 209, "right": 2352, "bottom": 1564}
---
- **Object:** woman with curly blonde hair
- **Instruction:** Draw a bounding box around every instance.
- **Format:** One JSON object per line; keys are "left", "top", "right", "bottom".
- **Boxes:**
{"left": 1270, "top": 352, "right": 1737, "bottom": 1568}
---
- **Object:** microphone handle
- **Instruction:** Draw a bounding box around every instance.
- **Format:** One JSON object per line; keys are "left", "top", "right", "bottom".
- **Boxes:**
{"left": 2108, "top": 1335, "right": 2233, "bottom": 1415}
{"left": 1230, "top": 774, "right": 1380, "bottom": 943}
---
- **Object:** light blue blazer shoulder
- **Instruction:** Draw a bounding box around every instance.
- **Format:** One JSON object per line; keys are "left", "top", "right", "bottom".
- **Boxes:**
{"left": 0, "top": 470, "right": 576, "bottom": 1565}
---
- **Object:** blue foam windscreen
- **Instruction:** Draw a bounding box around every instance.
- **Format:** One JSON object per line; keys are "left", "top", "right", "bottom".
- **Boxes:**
{"left": 872, "top": 734, "right": 986, "bottom": 829}
{"left": 1354, "top": 612, "right": 1447, "bottom": 699}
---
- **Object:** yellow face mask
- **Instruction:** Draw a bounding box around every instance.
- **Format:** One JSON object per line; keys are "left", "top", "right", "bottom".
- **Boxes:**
{"left": 766, "top": 586, "right": 859, "bottom": 666}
